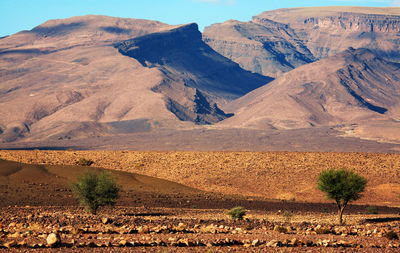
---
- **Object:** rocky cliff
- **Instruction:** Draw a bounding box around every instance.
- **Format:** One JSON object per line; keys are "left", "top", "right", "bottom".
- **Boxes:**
{"left": 116, "top": 23, "right": 271, "bottom": 124}
{"left": 256, "top": 7, "right": 400, "bottom": 61}
{"left": 203, "top": 20, "right": 315, "bottom": 78}
{"left": 204, "top": 7, "right": 400, "bottom": 77}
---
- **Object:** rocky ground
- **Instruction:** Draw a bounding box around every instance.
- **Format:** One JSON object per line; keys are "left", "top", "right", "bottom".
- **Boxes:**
{"left": 1, "top": 206, "right": 400, "bottom": 252}
{"left": 1, "top": 151, "right": 400, "bottom": 252}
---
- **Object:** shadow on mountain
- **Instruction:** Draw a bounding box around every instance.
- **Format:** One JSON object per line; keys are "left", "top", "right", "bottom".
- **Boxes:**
{"left": 100, "top": 26, "right": 131, "bottom": 34}
{"left": 31, "top": 22, "right": 86, "bottom": 36}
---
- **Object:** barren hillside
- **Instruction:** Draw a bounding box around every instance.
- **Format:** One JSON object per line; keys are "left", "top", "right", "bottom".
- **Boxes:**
{"left": 0, "top": 15, "right": 269, "bottom": 143}
{"left": 221, "top": 48, "right": 400, "bottom": 143}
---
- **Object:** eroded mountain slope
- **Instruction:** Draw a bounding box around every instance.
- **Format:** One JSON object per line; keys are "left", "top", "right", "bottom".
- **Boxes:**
{"left": 221, "top": 48, "right": 400, "bottom": 141}
{"left": 0, "top": 16, "right": 270, "bottom": 143}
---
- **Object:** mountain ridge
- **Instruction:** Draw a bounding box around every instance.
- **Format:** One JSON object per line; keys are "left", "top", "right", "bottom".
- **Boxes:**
{"left": 1, "top": 8, "right": 400, "bottom": 149}
{"left": 0, "top": 15, "right": 270, "bottom": 143}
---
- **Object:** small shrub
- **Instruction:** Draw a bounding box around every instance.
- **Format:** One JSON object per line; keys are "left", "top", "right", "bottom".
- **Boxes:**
{"left": 366, "top": 206, "right": 378, "bottom": 214}
{"left": 71, "top": 170, "right": 120, "bottom": 214}
{"left": 227, "top": 206, "right": 246, "bottom": 220}
{"left": 283, "top": 210, "right": 293, "bottom": 222}
{"left": 75, "top": 158, "right": 94, "bottom": 166}
{"left": 274, "top": 225, "right": 288, "bottom": 233}
{"left": 384, "top": 231, "right": 399, "bottom": 240}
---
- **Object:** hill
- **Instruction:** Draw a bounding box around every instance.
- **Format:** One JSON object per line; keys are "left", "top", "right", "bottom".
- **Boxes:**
{"left": 221, "top": 48, "right": 400, "bottom": 143}
{"left": 0, "top": 15, "right": 270, "bottom": 143}
{"left": 0, "top": 158, "right": 204, "bottom": 207}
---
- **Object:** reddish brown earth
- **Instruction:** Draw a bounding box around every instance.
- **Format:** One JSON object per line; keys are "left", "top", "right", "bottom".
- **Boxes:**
{"left": 1, "top": 150, "right": 400, "bottom": 207}
{"left": 1, "top": 158, "right": 400, "bottom": 251}
{"left": 1, "top": 206, "right": 400, "bottom": 252}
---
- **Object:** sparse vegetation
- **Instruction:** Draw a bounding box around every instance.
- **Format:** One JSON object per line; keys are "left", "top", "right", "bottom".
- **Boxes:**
{"left": 282, "top": 210, "right": 293, "bottom": 222}
{"left": 317, "top": 168, "right": 367, "bottom": 225}
{"left": 366, "top": 205, "right": 378, "bottom": 214}
{"left": 384, "top": 230, "right": 399, "bottom": 240}
{"left": 274, "top": 225, "right": 288, "bottom": 233}
{"left": 227, "top": 206, "right": 246, "bottom": 220}
{"left": 75, "top": 158, "right": 94, "bottom": 166}
{"left": 71, "top": 170, "right": 120, "bottom": 214}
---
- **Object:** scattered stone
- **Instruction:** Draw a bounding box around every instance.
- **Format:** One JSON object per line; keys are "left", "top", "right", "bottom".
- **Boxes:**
{"left": 9, "top": 232, "right": 21, "bottom": 238}
{"left": 252, "top": 239, "right": 261, "bottom": 246}
{"left": 46, "top": 233, "right": 61, "bottom": 247}
{"left": 266, "top": 240, "right": 282, "bottom": 247}
{"left": 3, "top": 241, "right": 17, "bottom": 248}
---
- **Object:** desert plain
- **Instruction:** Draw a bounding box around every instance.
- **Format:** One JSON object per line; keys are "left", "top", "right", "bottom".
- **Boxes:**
{"left": 1, "top": 150, "right": 400, "bottom": 252}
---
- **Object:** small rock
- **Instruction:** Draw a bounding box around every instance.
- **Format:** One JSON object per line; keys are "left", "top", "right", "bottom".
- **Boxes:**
{"left": 266, "top": 240, "right": 282, "bottom": 247}
{"left": 3, "top": 241, "right": 17, "bottom": 248}
{"left": 288, "top": 238, "right": 302, "bottom": 247}
{"left": 17, "top": 240, "right": 27, "bottom": 247}
{"left": 252, "top": 239, "right": 261, "bottom": 246}
{"left": 46, "top": 233, "right": 61, "bottom": 247}
{"left": 9, "top": 232, "right": 21, "bottom": 238}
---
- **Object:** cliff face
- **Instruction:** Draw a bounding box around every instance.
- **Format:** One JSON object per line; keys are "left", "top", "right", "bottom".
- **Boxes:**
{"left": 257, "top": 7, "right": 400, "bottom": 61}
{"left": 204, "top": 7, "right": 400, "bottom": 77}
{"left": 116, "top": 23, "right": 271, "bottom": 124}
{"left": 116, "top": 23, "right": 271, "bottom": 99}
{"left": 203, "top": 20, "right": 315, "bottom": 78}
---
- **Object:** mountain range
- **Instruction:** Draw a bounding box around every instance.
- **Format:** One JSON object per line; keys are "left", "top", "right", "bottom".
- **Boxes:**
{"left": 1, "top": 7, "right": 400, "bottom": 151}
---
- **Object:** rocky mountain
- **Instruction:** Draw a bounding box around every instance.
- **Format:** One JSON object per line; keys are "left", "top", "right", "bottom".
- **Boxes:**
{"left": 220, "top": 48, "right": 400, "bottom": 142}
{"left": 204, "top": 7, "right": 400, "bottom": 77}
{"left": 0, "top": 15, "right": 270, "bottom": 142}
{"left": 203, "top": 19, "right": 315, "bottom": 78}
{"left": 1, "top": 8, "right": 400, "bottom": 148}
{"left": 258, "top": 7, "right": 400, "bottom": 61}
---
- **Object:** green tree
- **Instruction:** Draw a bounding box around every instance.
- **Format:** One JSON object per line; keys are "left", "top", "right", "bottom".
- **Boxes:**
{"left": 317, "top": 168, "right": 366, "bottom": 225}
{"left": 71, "top": 170, "right": 120, "bottom": 214}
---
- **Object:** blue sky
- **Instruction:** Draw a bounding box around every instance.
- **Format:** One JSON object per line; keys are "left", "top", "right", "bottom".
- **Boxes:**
{"left": 1, "top": 0, "right": 399, "bottom": 37}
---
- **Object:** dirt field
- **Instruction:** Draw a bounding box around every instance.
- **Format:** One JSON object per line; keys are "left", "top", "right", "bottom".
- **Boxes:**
{"left": 1, "top": 150, "right": 399, "bottom": 206}
{"left": 1, "top": 206, "right": 400, "bottom": 252}
{"left": 1, "top": 152, "right": 400, "bottom": 251}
